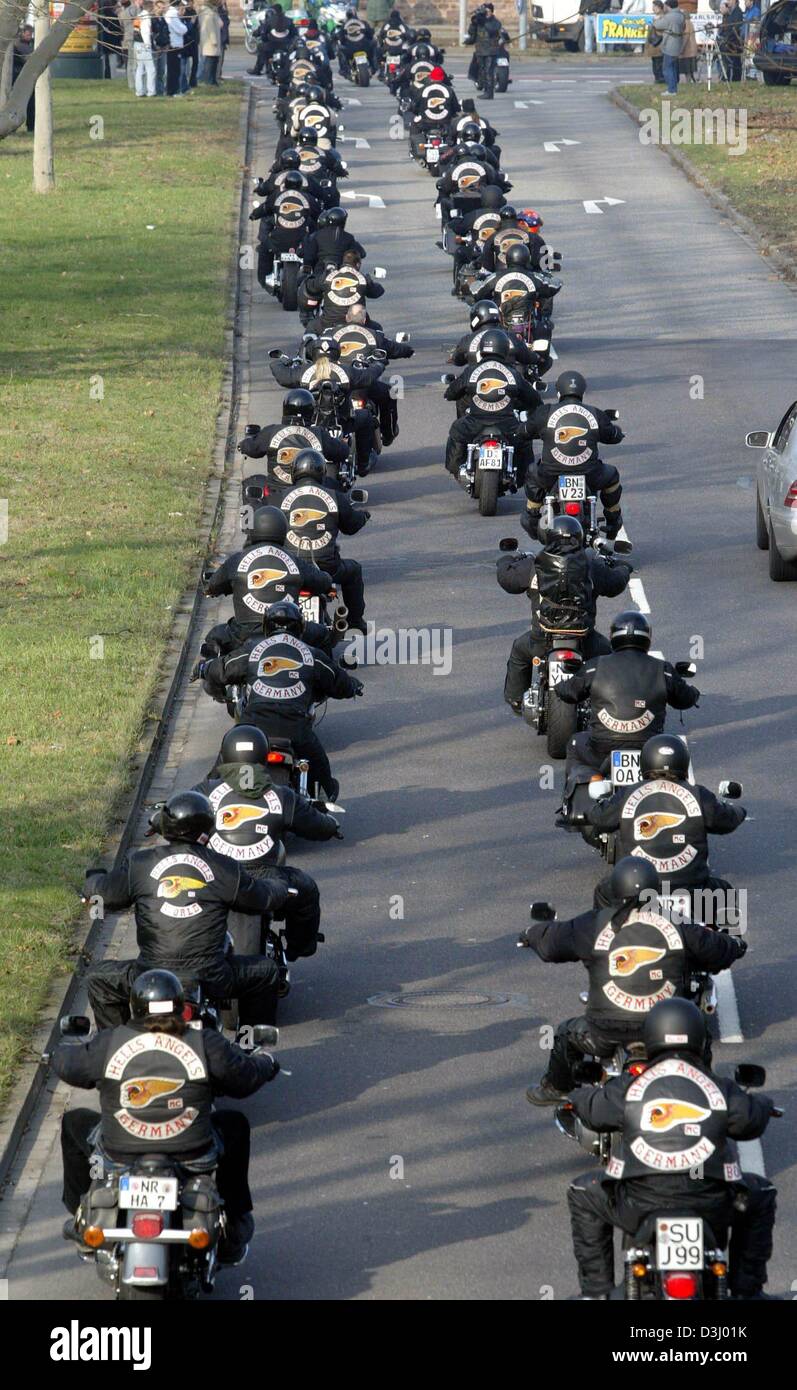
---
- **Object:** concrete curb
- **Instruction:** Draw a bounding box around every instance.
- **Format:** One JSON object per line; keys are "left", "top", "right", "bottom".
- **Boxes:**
{"left": 609, "top": 87, "right": 797, "bottom": 285}
{"left": 0, "top": 84, "right": 256, "bottom": 1197}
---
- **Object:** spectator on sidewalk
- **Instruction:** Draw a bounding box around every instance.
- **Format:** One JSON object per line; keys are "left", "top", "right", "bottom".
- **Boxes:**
{"left": 199, "top": 0, "right": 222, "bottom": 84}
{"left": 679, "top": 7, "right": 698, "bottom": 81}
{"left": 719, "top": 0, "right": 745, "bottom": 80}
{"left": 181, "top": 2, "right": 198, "bottom": 91}
{"left": 118, "top": 1, "right": 141, "bottom": 90}
{"left": 133, "top": 0, "right": 157, "bottom": 94}
{"left": 164, "top": 0, "right": 187, "bottom": 95}
{"left": 12, "top": 24, "right": 36, "bottom": 132}
{"left": 152, "top": 0, "right": 170, "bottom": 93}
{"left": 583, "top": 0, "right": 607, "bottom": 55}
{"left": 646, "top": 0, "right": 665, "bottom": 81}
{"left": 653, "top": 0, "right": 685, "bottom": 93}
{"left": 98, "top": 2, "right": 122, "bottom": 78}
{"left": 218, "top": 0, "right": 230, "bottom": 77}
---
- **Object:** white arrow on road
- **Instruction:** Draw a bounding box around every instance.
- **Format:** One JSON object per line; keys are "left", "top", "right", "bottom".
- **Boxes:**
{"left": 341, "top": 191, "right": 386, "bottom": 209}
{"left": 514, "top": 99, "right": 544, "bottom": 108}
{"left": 543, "top": 138, "right": 580, "bottom": 154}
{"left": 344, "top": 97, "right": 362, "bottom": 106}
{"left": 583, "top": 196, "right": 626, "bottom": 215}
{"left": 339, "top": 135, "right": 371, "bottom": 149}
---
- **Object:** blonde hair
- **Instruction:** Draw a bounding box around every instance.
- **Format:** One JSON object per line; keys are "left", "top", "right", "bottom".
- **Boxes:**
{"left": 308, "top": 355, "right": 334, "bottom": 386}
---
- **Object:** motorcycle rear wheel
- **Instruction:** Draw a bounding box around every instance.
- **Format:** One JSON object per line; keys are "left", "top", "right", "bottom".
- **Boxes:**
{"left": 118, "top": 1283, "right": 167, "bottom": 1301}
{"left": 546, "top": 689, "right": 577, "bottom": 759}
{"left": 477, "top": 468, "right": 499, "bottom": 516}
{"left": 496, "top": 69, "right": 509, "bottom": 93}
{"left": 281, "top": 261, "right": 299, "bottom": 312}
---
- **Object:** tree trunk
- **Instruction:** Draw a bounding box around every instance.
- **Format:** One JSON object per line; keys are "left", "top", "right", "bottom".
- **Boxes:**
{"left": 0, "top": 40, "right": 13, "bottom": 108}
{"left": 32, "top": 7, "right": 54, "bottom": 192}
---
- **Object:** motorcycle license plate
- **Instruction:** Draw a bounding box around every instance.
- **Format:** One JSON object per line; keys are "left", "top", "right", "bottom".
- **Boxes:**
{"left": 299, "top": 595, "right": 321, "bottom": 622}
{"left": 655, "top": 1217, "right": 704, "bottom": 1271}
{"left": 558, "top": 474, "right": 586, "bottom": 501}
{"left": 479, "top": 445, "right": 503, "bottom": 470}
{"left": 497, "top": 57, "right": 509, "bottom": 65}
{"left": 119, "top": 1175, "right": 179, "bottom": 1211}
{"left": 610, "top": 749, "right": 641, "bottom": 787}
{"left": 548, "top": 660, "right": 566, "bottom": 687}
{"left": 354, "top": 50, "right": 367, "bottom": 59}
{"left": 426, "top": 146, "right": 440, "bottom": 164}
{"left": 281, "top": 252, "right": 301, "bottom": 262}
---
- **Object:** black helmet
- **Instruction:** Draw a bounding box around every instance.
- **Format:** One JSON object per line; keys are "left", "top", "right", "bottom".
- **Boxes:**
{"left": 499, "top": 204, "right": 517, "bottom": 221}
{"left": 547, "top": 514, "right": 584, "bottom": 546}
{"left": 159, "top": 790, "right": 214, "bottom": 843}
{"left": 643, "top": 998, "right": 706, "bottom": 1060}
{"left": 464, "top": 142, "right": 487, "bottom": 161}
{"left": 305, "top": 83, "right": 325, "bottom": 102}
{"left": 280, "top": 148, "right": 301, "bottom": 170}
{"left": 282, "top": 169, "right": 305, "bottom": 191}
{"left": 416, "top": 26, "right": 432, "bottom": 40}
{"left": 609, "top": 855, "right": 661, "bottom": 906}
{"left": 640, "top": 735, "right": 691, "bottom": 781}
{"left": 470, "top": 299, "right": 501, "bottom": 330}
{"left": 610, "top": 610, "right": 651, "bottom": 653}
{"left": 477, "top": 327, "right": 512, "bottom": 363}
{"left": 130, "top": 969, "right": 185, "bottom": 1022}
{"left": 414, "top": 42, "right": 432, "bottom": 60}
{"left": 249, "top": 505, "right": 288, "bottom": 545}
{"left": 505, "top": 242, "right": 532, "bottom": 270}
{"left": 219, "top": 724, "right": 269, "bottom": 764}
{"left": 309, "top": 336, "right": 341, "bottom": 361}
{"left": 298, "top": 125, "right": 318, "bottom": 146}
{"left": 292, "top": 447, "right": 326, "bottom": 483}
{"left": 318, "top": 205, "right": 347, "bottom": 228}
{"left": 263, "top": 599, "right": 305, "bottom": 638}
{"left": 556, "top": 370, "right": 587, "bottom": 400}
{"left": 480, "top": 185, "right": 505, "bottom": 210}
{"left": 459, "top": 120, "right": 481, "bottom": 144}
{"left": 282, "top": 387, "right": 315, "bottom": 423}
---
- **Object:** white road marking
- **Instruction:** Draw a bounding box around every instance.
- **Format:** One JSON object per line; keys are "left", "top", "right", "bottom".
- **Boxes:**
{"left": 583, "top": 196, "right": 626, "bottom": 215}
{"left": 341, "top": 191, "right": 386, "bottom": 208}
{"left": 737, "top": 1139, "right": 766, "bottom": 1177}
{"left": 549, "top": 343, "right": 558, "bottom": 361}
{"left": 514, "top": 99, "right": 545, "bottom": 108}
{"left": 714, "top": 969, "right": 744, "bottom": 1045}
{"left": 344, "top": 97, "right": 362, "bottom": 106}
{"left": 543, "top": 138, "right": 581, "bottom": 154}
{"left": 339, "top": 135, "right": 371, "bottom": 149}
{"left": 628, "top": 576, "right": 650, "bottom": 614}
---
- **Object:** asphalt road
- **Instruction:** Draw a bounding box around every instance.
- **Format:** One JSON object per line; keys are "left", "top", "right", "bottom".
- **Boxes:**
{"left": 1, "top": 55, "right": 795, "bottom": 1302}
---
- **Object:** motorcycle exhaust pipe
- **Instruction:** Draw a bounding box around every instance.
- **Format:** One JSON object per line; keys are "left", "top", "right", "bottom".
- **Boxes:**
{"left": 333, "top": 604, "right": 349, "bottom": 633}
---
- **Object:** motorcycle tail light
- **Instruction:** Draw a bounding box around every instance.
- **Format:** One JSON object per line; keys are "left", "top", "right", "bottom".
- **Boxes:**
{"left": 83, "top": 1225, "right": 105, "bottom": 1248}
{"left": 554, "top": 650, "right": 577, "bottom": 661}
{"left": 564, "top": 502, "right": 582, "bottom": 516}
{"left": 133, "top": 1267, "right": 159, "bottom": 1279}
{"left": 627, "top": 1062, "right": 647, "bottom": 1076}
{"left": 132, "top": 1213, "right": 163, "bottom": 1239}
{"left": 483, "top": 439, "right": 499, "bottom": 448}
{"left": 663, "top": 1272, "right": 698, "bottom": 1299}
{"left": 631, "top": 1262, "right": 647, "bottom": 1278}
{"left": 784, "top": 482, "right": 797, "bottom": 508}
{"left": 188, "top": 1227, "right": 211, "bottom": 1250}
{"left": 711, "top": 1261, "right": 727, "bottom": 1277}
{"left": 299, "top": 590, "right": 311, "bottom": 597}
{"left": 267, "top": 751, "right": 286, "bottom": 764}
{"left": 181, "top": 1001, "right": 195, "bottom": 1022}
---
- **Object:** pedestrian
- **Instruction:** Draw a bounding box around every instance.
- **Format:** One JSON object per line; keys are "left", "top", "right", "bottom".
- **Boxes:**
{"left": 198, "top": 0, "right": 222, "bottom": 84}
{"left": 679, "top": 6, "right": 698, "bottom": 81}
{"left": 164, "top": 0, "right": 187, "bottom": 95}
{"left": 646, "top": 0, "right": 666, "bottom": 81}
{"left": 118, "top": 0, "right": 140, "bottom": 90}
{"left": 178, "top": 1, "right": 195, "bottom": 91}
{"left": 132, "top": 0, "right": 157, "bottom": 94}
{"left": 653, "top": 0, "right": 686, "bottom": 94}
{"left": 583, "top": 0, "right": 607, "bottom": 55}
{"left": 719, "top": 0, "right": 744, "bottom": 80}
{"left": 184, "top": 1, "right": 199, "bottom": 86}
{"left": 11, "top": 24, "right": 36, "bottom": 132}
{"left": 217, "top": 0, "right": 230, "bottom": 77}
{"left": 152, "top": 0, "right": 170, "bottom": 93}
{"left": 98, "top": 1, "right": 121, "bottom": 78}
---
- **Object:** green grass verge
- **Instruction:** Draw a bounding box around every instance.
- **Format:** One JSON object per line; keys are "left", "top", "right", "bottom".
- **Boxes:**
{"left": 617, "top": 81, "right": 797, "bottom": 261}
{"left": 0, "top": 79, "right": 243, "bottom": 1107}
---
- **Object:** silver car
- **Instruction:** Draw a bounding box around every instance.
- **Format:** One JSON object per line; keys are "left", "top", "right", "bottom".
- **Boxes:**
{"left": 747, "top": 402, "right": 797, "bottom": 580}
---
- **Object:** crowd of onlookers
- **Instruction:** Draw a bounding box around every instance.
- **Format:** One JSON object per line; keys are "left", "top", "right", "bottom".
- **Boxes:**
{"left": 98, "top": 0, "right": 231, "bottom": 96}
{"left": 581, "top": 0, "right": 762, "bottom": 91}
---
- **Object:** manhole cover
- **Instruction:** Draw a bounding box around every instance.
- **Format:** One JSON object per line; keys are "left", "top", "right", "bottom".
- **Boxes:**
{"left": 368, "top": 989, "right": 510, "bottom": 1010}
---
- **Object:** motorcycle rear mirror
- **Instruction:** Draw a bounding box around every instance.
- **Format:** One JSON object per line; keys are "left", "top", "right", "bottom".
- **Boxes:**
{"left": 395, "top": 331, "right": 410, "bottom": 343}
{"left": 675, "top": 660, "right": 697, "bottom": 676}
{"left": 372, "top": 266, "right": 387, "bottom": 280}
{"left": 499, "top": 536, "right": 518, "bottom": 551}
{"left": 613, "top": 539, "right": 633, "bottom": 556}
{"left": 350, "top": 488, "right": 368, "bottom": 504}
{"left": 572, "top": 1059, "right": 603, "bottom": 1085}
{"left": 251, "top": 1024, "right": 280, "bottom": 1048}
{"left": 588, "top": 779, "right": 612, "bottom": 800}
{"left": 201, "top": 566, "right": 215, "bottom": 582}
{"left": 745, "top": 430, "right": 771, "bottom": 448}
{"left": 718, "top": 780, "right": 743, "bottom": 800}
{"left": 529, "top": 900, "right": 556, "bottom": 921}
{"left": 60, "top": 1014, "right": 91, "bottom": 1038}
{"left": 441, "top": 372, "right": 455, "bottom": 385}
{"left": 372, "top": 348, "right": 388, "bottom": 361}
{"left": 734, "top": 1063, "right": 766, "bottom": 1089}
{"left": 340, "top": 161, "right": 349, "bottom": 170}
{"left": 518, "top": 410, "right": 528, "bottom": 423}
{"left": 605, "top": 408, "right": 620, "bottom": 421}
{"left": 268, "top": 347, "right": 284, "bottom": 360}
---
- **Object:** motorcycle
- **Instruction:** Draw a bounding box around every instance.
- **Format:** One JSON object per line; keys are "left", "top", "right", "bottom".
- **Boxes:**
{"left": 58, "top": 1012, "right": 278, "bottom": 1300}
{"left": 495, "top": 41, "right": 511, "bottom": 93}
{"left": 342, "top": 47, "right": 371, "bottom": 86}
{"left": 444, "top": 378, "right": 519, "bottom": 516}
{"left": 269, "top": 248, "right": 303, "bottom": 312}
{"left": 415, "top": 129, "right": 449, "bottom": 173}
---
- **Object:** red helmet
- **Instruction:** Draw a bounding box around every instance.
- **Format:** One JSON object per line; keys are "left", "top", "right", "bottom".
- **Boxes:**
{"left": 429, "top": 65, "right": 446, "bottom": 82}
{"left": 518, "top": 208, "right": 544, "bottom": 231}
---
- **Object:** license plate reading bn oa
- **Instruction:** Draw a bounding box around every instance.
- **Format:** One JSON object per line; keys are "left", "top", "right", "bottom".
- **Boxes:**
{"left": 611, "top": 750, "right": 641, "bottom": 786}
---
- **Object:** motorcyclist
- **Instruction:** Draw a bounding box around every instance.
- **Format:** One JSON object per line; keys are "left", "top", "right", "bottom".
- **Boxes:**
{"left": 302, "top": 205, "right": 366, "bottom": 273}
{"left": 269, "top": 335, "right": 381, "bottom": 474}
{"left": 389, "top": 46, "right": 435, "bottom": 99}
{"left": 84, "top": 791, "right": 289, "bottom": 1033}
{"left": 237, "top": 388, "right": 350, "bottom": 504}
{"left": 522, "top": 369, "right": 625, "bottom": 540}
{"left": 567, "top": 997, "right": 777, "bottom": 1300}
{"left": 248, "top": 3, "right": 296, "bottom": 76}
{"left": 439, "top": 119, "right": 501, "bottom": 172}
{"left": 478, "top": 208, "right": 548, "bottom": 273}
{"left": 449, "top": 299, "right": 540, "bottom": 381}
{"left": 557, "top": 610, "right": 700, "bottom": 781}
{"left": 408, "top": 66, "right": 460, "bottom": 152}
{"left": 279, "top": 449, "right": 369, "bottom": 629}
{"left": 443, "top": 184, "right": 506, "bottom": 291}
{"left": 327, "top": 305, "right": 414, "bottom": 445}
{"left": 300, "top": 250, "right": 385, "bottom": 331}
{"left": 294, "top": 123, "right": 348, "bottom": 187}
{"left": 200, "top": 504, "right": 336, "bottom": 657}
{"left": 254, "top": 148, "right": 328, "bottom": 209}
{"left": 278, "top": 85, "right": 340, "bottom": 157}
{"left": 588, "top": 734, "right": 747, "bottom": 915}
{"left": 194, "top": 724, "right": 342, "bottom": 961}
{"left": 520, "top": 858, "right": 746, "bottom": 1105}
{"left": 55, "top": 968, "right": 280, "bottom": 1264}
{"left": 450, "top": 98, "right": 502, "bottom": 161}
{"left": 249, "top": 174, "right": 319, "bottom": 291}
{"left": 497, "top": 514, "right": 632, "bottom": 713}
{"left": 473, "top": 241, "right": 559, "bottom": 330}
{"left": 435, "top": 145, "right": 509, "bottom": 222}
{"left": 201, "top": 599, "right": 363, "bottom": 802}
{"left": 464, "top": 3, "right": 507, "bottom": 98}
{"left": 336, "top": 7, "right": 378, "bottom": 74}
{"left": 443, "top": 327, "right": 541, "bottom": 483}
{"left": 377, "top": 9, "right": 412, "bottom": 64}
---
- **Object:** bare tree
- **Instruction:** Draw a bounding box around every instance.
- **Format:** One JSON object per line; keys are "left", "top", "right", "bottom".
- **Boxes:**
{"left": 0, "top": 0, "right": 88, "bottom": 143}
{"left": 32, "top": 4, "right": 54, "bottom": 191}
